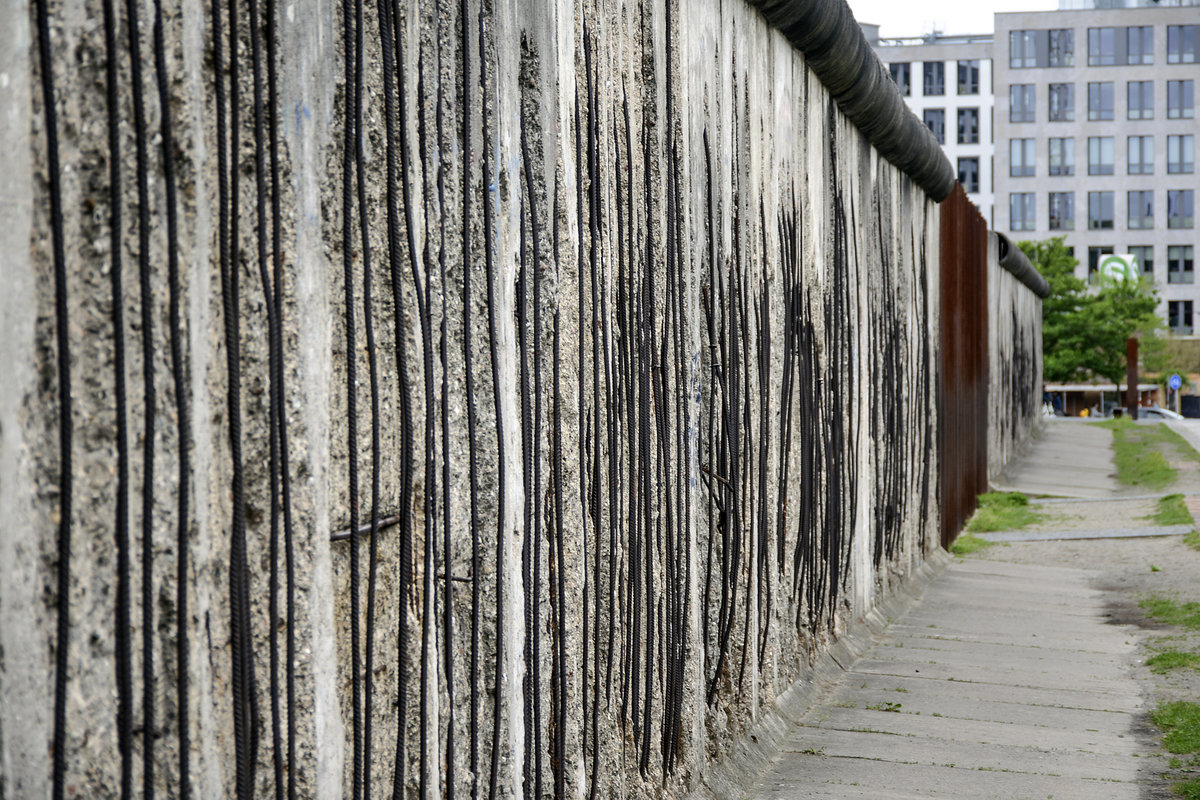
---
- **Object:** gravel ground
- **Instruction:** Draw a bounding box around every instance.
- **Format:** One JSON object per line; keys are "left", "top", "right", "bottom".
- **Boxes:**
{"left": 964, "top": 532, "right": 1200, "bottom": 797}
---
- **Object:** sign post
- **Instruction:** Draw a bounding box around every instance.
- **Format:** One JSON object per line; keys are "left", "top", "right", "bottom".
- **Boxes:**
{"left": 1126, "top": 337, "right": 1139, "bottom": 420}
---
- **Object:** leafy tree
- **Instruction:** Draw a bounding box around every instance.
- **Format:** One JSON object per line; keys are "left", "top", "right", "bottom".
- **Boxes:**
{"left": 1019, "top": 237, "right": 1162, "bottom": 385}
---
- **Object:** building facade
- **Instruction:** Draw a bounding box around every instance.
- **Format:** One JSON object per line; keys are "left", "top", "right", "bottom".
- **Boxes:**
{"left": 993, "top": 5, "right": 1199, "bottom": 334}
{"left": 873, "top": 34, "right": 997, "bottom": 226}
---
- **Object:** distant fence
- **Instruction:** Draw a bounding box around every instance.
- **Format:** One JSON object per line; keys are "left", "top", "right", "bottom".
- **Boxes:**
{"left": 0, "top": 0, "right": 1036, "bottom": 797}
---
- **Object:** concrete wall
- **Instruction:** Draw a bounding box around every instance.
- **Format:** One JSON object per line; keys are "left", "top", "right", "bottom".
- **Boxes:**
{"left": 0, "top": 0, "right": 947, "bottom": 798}
{"left": 988, "top": 233, "right": 1046, "bottom": 482}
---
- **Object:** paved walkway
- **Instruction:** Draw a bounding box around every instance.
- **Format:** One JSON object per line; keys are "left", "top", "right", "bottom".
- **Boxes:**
{"left": 749, "top": 559, "right": 1145, "bottom": 799}
{"left": 991, "top": 420, "right": 1120, "bottom": 498}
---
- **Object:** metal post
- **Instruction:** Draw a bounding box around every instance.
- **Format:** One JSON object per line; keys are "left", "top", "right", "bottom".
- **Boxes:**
{"left": 1126, "top": 337, "right": 1138, "bottom": 420}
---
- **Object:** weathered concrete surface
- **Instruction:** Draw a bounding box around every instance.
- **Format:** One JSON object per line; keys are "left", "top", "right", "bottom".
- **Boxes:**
{"left": 747, "top": 559, "right": 1145, "bottom": 800}
{"left": 992, "top": 419, "right": 1121, "bottom": 498}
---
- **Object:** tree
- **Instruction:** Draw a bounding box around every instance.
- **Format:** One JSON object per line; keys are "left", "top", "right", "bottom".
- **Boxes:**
{"left": 1019, "top": 237, "right": 1162, "bottom": 385}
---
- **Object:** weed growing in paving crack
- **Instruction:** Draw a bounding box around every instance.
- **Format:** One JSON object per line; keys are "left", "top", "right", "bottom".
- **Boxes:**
{"left": 865, "top": 701, "right": 902, "bottom": 712}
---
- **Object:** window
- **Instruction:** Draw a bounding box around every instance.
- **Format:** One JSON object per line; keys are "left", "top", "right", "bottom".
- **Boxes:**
{"left": 1010, "top": 139, "right": 1036, "bottom": 177}
{"left": 1089, "top": 191, "right": 1114, "bottom": 230}
{"left": 1168, "top": 25, "right": 1197, "bottom": 64}
{"left": 1168, "top": 190, "right": 1195, "bottom": 229}
{"left": 1169, "top": 247, "right": 1196, "bottom": 288}
{"left": 1010, "top": 193, "right": 1035, "bottom": 232}
{"left": 1088, "top": 82, "right": 1114, "bottom": 121}
{"left": 1049, "top": 83, "right": 1074, "bottom": 121}
{"left": 957, "top": 157, "right": 980, "bottom": 193}
{"left": 1088, "top": 245, "right": 1114, "bottom": 278}
{"left": 957, "top": 60, "right": 979, "bottom": 95}
{"left": 1128, "top": 136, "right": 1154, "bottom": 175}
{"left": 957, "top": 108, "right": 979, "bottom": 144}
{"left": 1168, "top": 81, "right": 1195, "bottom": 119}
{"left": 924, "top": 109, "right": 945, "bottom": 145}
{"left": 1127, "top": 26, "right": 1153, "bottom": 64}
{"left": 1049, "top": 28, "right": 1074, "bottom": 67}
{"left": 1088, "top": 136, "right": 1114, "bottom": 175}
{"left": 1010, "top": 84, "right": 1035, "bottom": 123}
{"left": 923, "top": 62, "right": 945, "bottom": 96}
{"left": 1169, "top": 301, "right": 1194, "bottom": 334}
{"left": 1129, "top": 245, "right": 1154, "bottom": 276}
{"left": 1088, "top": 27, "right": 1116, "bottom": 65}
{"left": 889, "top": 63, "right": 911, "bottom": 96}
{"left": 1128, "top": 191, "right": 1154, "bottom": 229}
{"left": 1127, "top": 81, "right": 1153, "bottom": 120}
{"left": 1168, "top": 135, "right": 1195, "bottom": 175}
{"left": 1010, "top": 30, "right": 1037, "bottom": 68}
{"left": 1049, "top": 192, "right": 1074, "bottom": 231}
{"left": 1049, "top": 137, "right": 1075, "bottom": 176}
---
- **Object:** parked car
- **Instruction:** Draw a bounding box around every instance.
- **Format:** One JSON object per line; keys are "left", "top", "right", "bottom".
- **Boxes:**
{"left": 1142, "top": 406, "right": 1184, "bottom": 420}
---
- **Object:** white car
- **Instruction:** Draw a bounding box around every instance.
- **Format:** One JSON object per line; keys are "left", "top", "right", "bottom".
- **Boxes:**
{"left": 1142, "top": 406, "right": 1185, "bottom": 420}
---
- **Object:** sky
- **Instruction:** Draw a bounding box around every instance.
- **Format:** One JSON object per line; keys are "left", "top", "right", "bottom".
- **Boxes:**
{"left": 847, "top": 0, "right": 1059, "bottom": 39}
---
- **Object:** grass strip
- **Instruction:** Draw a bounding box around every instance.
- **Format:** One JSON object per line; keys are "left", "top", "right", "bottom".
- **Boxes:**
{"left": 965, "top": 492, "right": 1040, "bottom": 533}
{"left": 1186, "top": 531, "right": 1200, "bottom": 552}
{"left": 1141, "top": 595, "right": 1200, "bottom": 631}
{"left": 1154, "top": 494, "right": 1194, "bottom": 526}
{"left": 1152, "top": 701, "right": 1200, "bottom": 755}
{"left": 1146, "top": 650, "right": 1200, "bottom": 674}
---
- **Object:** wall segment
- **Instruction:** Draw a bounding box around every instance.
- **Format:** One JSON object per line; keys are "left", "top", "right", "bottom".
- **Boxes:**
{"left": 0, "top": 0, "right": 1025, "bottom": 797}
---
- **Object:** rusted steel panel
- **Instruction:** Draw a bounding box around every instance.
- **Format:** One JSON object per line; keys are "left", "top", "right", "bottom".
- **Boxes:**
{"left": 939, "top": 185, "right": 989, "bottom": 548}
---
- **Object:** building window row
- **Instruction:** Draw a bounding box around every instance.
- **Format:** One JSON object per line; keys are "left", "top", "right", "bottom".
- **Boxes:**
{"left": 1009, "top": 25, "right": 1197, "bottom": 68}
{"left": 1010, "top": 135, "right": 1194, "bottom": 177}
{"left": 1010, "top": 190, "right": 1195, "bottom": 231}
{"left": 888, "top": 60, "right": 981, "bottom": 97}
{"left": 922, "top": 107, "right": 981, "bottom": 145}
{"left": 1010, "top": 80, "right": 1193, "bottom": 123}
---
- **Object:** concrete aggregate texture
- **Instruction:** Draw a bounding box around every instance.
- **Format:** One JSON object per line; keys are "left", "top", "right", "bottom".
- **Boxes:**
{"left": 0, "top": 1, "right": 1045, "bottom": 799}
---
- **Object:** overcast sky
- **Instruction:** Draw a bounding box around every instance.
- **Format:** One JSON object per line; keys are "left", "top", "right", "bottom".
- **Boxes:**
{"left": 847, "top": 0, "right": 1059, "bottom": 39}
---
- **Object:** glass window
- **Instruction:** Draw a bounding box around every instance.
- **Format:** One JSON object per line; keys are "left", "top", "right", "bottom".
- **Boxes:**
{"left": 1127, "top": 81, "right": 1153, "bottom": 120}
{"left": 1168, "top": 190, "right": 1195, "bottom": 229}
{"left": 1010, "top": 139, "right": 1036, "bottom": 177}
{"left": 958, "top": 157, "right": 980, "bottom": 193}
{"left": 1010, "top": 193, "right": 1035, "bottom": 232}
{"left": 1049, "top": 28, "right": 1074, "bottom": 67}
{"left": 1010, "top": 84, "right": 1035, "bottom": 123}
{"left": 957, "top": 60, "right": 980, "bottom": 95}
{"left": 1089, "top": 191, "right": 1114, "bottom": 230}
{"left": 924, "top": 109, "right": 945, "bottom": 145}
{"left": 1088, "top": 245, "right": 1114, "bottom": 278}
{"left": 1049, "top": 83, "right": 1074, "bottom": 122}
{"left": 1088, "top": 136, "right": 1114, "bottom": 175}
{"left": 957, "top": 108, "right": 979, "bottom": 144}
{"left": 1088, "top": 27, "right": 1116, "bottom": 66}
{"left": 1168, "top": 80, "right": 1195, "bottom": 119}
{"left": 924, "top": 62, "right": 945, "bottom": 96}
{"left": 889, "top": 63, "right": 911, "bottom": 96}
{"left": 1049, "top": 192, "right": 1074, "bottom": 231}
{"left": 1129, "top": 245, "right": 1154, "bottom": 276}
{"left": 1168, "top": 135, "right": 1195, "bottom": 175}
{"left": 1169, "top": 247, "right": 1196, "bottom": 287}
{"left": 1049, "top": 137, "right": 1075, "bottom": 176}
{"left": 1168, "top": 25, "right": 1197, "bottom": 64}
{"left": 1128, "top": 136, "right": 1154, "bottom": 175}
{"left": 1128, "top": 191, "right": 1154, "bottom": 229}
{"left": 1127, "top": 26, "right": 1153, "bottom": 64}
{"left": 1010, "top": 30, "right": 1037, "bottom": 68}
{"left": 1169, "top": 300, "right": 1194, "bottom": 333}
{"left": 1088, "top": 82, "right": 1114, "bottom": 121}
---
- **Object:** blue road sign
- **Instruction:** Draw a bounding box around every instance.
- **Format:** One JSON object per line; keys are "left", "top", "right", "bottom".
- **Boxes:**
{"left": 1169, "top": 373, "right": 1182, "bottom": 391}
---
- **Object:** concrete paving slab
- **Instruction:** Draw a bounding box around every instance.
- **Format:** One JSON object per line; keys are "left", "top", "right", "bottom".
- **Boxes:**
{"left": 978, "top": 524, "right": 1192, "bottom": 542}
{"left": 745, "top": 559, "right": 1145, "bottom": 799}
{"left": 991, "top": 420, "right": 1120, "bottom": 498}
